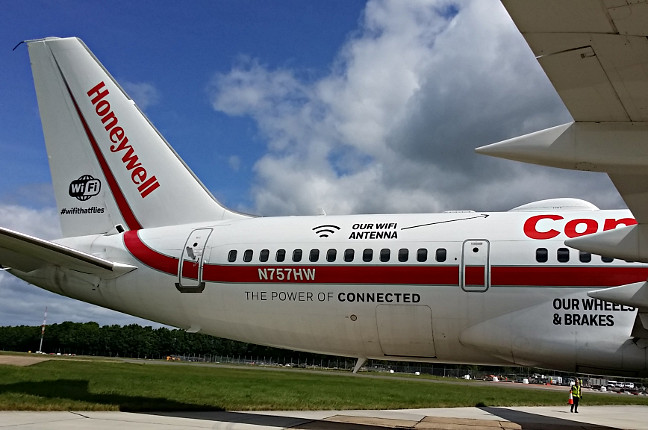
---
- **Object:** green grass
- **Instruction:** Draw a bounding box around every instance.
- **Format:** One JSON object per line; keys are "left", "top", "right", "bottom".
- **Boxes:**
{"left": 0, "top": 359, "right": 647, "bottom": 411}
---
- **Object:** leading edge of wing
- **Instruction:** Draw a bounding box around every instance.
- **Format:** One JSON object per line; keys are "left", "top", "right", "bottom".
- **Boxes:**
{"left": 0, "top": 227, "right": 135, "bottom": 278}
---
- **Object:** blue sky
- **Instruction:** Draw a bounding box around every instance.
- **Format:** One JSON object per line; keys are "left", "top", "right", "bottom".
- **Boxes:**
{"left": 0, "top": 0, "right": 625, "bottom": 328}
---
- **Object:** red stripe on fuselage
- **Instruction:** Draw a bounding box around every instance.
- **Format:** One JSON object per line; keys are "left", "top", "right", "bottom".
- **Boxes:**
{"left": 204, "top": 264, "right": 459, "bottom": 285}
{"left": 124, "top": 230, "right": 178, "bottom": 273}
{"left": 123, "top": 231, "right": 648, "bottom": 287}
{"left": 465, "top": 266, "right": 485, "bottom": 285}
{"left": 491, "top": 266, "right": 648, "bottom": 287}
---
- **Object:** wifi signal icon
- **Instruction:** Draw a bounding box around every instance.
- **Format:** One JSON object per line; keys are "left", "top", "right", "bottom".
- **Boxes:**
{"left": 313, "top": 224, "right": 341, "bottom": 238}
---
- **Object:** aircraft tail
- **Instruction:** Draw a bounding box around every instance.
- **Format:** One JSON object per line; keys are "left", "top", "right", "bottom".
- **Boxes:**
{"left": 27, "top": 37, "right": 247, "bottom": 237}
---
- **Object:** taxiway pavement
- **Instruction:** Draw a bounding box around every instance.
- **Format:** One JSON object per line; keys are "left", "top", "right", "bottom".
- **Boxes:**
{"left": 1, "top": 405, "right": 646, "bottom": 429}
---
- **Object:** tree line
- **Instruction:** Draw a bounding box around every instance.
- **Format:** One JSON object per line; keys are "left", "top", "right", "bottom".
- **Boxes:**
{"left": 0, "top": 322, "right": 311, "bottom": 360}
{"left": 1, "top": 322, "right": 592, "bottom": 382}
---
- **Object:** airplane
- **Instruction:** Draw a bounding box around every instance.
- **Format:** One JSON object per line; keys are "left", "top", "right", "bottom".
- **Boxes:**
{"left": 2, "top": 0, "right": 648, "bottom": 377}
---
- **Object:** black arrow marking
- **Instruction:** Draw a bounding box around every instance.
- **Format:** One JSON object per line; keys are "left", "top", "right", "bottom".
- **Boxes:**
{"left": 401, "top": 214, "right": 489, "bottom": 230}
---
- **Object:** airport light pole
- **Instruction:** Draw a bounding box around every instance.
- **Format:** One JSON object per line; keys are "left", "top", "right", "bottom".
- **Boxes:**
{"left": 37, "top": 306, "right": 47, "bottom": 353}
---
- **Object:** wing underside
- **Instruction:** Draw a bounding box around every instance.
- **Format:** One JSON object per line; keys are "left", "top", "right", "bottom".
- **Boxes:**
{"left": 506, "top": 0, "right": 648, "bottom": 123}
{"left": 479, "top": 0, "right": 648, "bottom": 258}
{"left": 479, "top": 0, "right": 648, "bottom": 337}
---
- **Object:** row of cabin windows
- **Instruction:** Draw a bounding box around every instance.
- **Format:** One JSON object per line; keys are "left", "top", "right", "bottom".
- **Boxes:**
{"left": 536, "top": 248, "right": 614, "bottom": 263}
{"left": 228, "top": 247, "right": 448, "bottom": 264}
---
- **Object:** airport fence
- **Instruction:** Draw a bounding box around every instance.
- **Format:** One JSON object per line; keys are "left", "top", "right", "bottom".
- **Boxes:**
{"left": 31, "top": 348, "right": 645, "bottom": 389}
{"left": 165, "top": 353, "right": 544, "bottom": 381}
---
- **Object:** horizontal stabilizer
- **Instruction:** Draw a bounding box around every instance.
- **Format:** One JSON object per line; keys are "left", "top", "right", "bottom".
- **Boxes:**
{"left": 565, "top": 225, "right": 648, "bottom": 263}
{"left": 0, "top": 227, "right": 135, "bottom": 278}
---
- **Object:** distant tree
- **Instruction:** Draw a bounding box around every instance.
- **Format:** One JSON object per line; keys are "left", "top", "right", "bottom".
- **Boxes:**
{"left": 0, "top": 322, "right": 328, "bottom": 362}
{"left": 0, "top": 325, "right": 40, "bottom": 352}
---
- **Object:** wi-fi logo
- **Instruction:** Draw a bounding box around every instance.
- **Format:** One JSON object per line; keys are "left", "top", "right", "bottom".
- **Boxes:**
{"left": 312, "top": 224, "right": 341, "bottom": 238}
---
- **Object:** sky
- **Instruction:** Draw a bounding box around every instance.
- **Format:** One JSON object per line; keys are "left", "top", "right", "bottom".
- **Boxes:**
{"left": 0, "top": 0, "right": 626, "bottom": 328}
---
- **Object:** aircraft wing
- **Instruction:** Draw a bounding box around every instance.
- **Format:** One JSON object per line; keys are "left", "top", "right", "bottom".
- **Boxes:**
{"left": 479, "top": 1, "right": 648, "bottom": 256}
{"left": 478, "top": 0, "right": 648, "bottom": 337}
{"left": 0, "top": 227, "right": 135, "bottom": 278}
{"left": 504, "top": 0, "right": 648, "bottom": 123}
{"left": 504, "top": 0, "right": 648, "bottom": 224}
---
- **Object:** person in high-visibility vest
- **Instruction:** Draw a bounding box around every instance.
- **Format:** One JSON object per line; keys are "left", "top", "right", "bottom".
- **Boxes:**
{"left": 570, "top": 379, "right": 582, "bottom": 413}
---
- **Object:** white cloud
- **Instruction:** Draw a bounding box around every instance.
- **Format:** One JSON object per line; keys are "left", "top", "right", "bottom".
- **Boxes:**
{"left": 121, "top": 81, "right": 160, "bottom": 110}
{"left": 228, "top": 155, "right": 241, "bottom": 172}
{"left": 0, "top": 204, "right": 60, "bottom": 239}
{"left": 208, "top": 0, "right": 623, "bottom": 216}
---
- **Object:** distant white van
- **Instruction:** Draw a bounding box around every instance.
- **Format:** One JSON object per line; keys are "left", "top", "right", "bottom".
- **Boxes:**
{"left": 607, "top": 380, "right": 619, "bottom": 388}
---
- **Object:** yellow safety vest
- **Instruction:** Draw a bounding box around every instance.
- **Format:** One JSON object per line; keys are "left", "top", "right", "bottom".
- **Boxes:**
{"left": 571, "top": 384, "right": 581, "bottom": 398}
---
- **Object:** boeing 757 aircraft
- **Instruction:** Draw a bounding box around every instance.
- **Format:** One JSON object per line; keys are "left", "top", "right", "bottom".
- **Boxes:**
{"left": 2, "top": 1, "right": 648, "bottom": 376}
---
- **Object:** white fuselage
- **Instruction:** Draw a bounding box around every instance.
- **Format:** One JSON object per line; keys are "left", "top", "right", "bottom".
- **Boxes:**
{"left": 14, "top": 208, "right": 648, "bottom": 375}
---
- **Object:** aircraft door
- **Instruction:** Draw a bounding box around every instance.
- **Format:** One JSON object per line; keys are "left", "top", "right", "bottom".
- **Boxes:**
{"left": 461, "top": 239, "right": 490, "bottom": 292}
{"left": 176, "top": 228, "right": 212, "bottom": 293}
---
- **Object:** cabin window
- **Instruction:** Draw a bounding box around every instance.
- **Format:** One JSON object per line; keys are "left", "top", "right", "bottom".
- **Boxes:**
{"left": 536, "top": 248, "right": 548, "bottom": 263}
{"left": 436, "top": 248, "right": 447, "bottom": 262}
{"left": 344, "top": 249, "right": 355, "bottom": 262}
{"left": 557, "top": 248, "right": 570, "bottom": 263}
{"left": 363, "top": 249, "right": 373, "bottom": 262}
{"left": 243, "top": 249, "right": 253, "bottom": 262}
{"left": 276, "top": 249, "right": 286, "bottom": 262}
{"left": 579, "top": 251, "right": 591, "bottom": 263}
{"left": 227, "top": 250, "right": 237, "bottom": 262}
{"left": 398, "top": 248, "right": 409, "bottom": 262}
{"left": 259, "top": 249, "right": 269, "bottom": 262}
{"left": 417, "top": 248, "right": 428, "bottom": 262}
{"left": 380, "top": 248, "right": 390, "bottom": 262}
{"left": 601, "top": 256, "right": 614, "bottom": 263}
{"left": 326, "top": 249, "right": 337, "bottom": 262}
{"left": 293, "top": 249, "right": 303, "bottom": 262}
{"left": 309, "top": 249, "right": 320, "bottom": 262}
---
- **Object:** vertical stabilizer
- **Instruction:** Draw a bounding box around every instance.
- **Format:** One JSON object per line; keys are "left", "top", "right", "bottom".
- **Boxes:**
{"left": 27, "top": 37, "right": 247, "bottom": 237}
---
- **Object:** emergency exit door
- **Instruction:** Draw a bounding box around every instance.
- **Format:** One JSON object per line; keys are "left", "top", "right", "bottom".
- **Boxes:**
{"left": 176, "top": 228, "right": 212, "bottom": 293}
{"left": 461, "top": 239, "right": 490, "bottom": 292}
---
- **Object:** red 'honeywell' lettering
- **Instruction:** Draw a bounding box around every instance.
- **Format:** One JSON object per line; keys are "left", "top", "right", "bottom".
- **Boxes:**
{"left": 87, "top": 81, "right": 159, "bottom": 198}
{"left": 87, "top": 82, "right": 109, "bottom": 105}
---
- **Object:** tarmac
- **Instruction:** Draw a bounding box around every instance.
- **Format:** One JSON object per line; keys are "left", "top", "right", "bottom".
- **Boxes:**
{"left": 1, "top": 405, "right": 647, "bottom": 429}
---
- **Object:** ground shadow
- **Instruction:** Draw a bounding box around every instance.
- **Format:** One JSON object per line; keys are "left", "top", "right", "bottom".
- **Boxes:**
{"left": 148, "top": 408, "right": 625, "bottom": 430}
{"left": 0, "top": 379, "right": 222, "bottom": 412}
{"left": 148, "top": 411, "right": 404, "bottom": 429}
{"left": 0, "top": 379, "right": 626, "bottom": 428}
{"left": 481, "top": 406, "right": 619, "bottom": 429}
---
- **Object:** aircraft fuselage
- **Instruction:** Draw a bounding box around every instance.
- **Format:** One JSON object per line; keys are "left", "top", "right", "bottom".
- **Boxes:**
{"left": 14, "top": 207, "right": 647, "bottom": 375}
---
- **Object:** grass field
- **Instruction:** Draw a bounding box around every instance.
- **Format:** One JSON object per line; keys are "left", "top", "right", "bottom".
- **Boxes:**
{"left": 1, "top": 358, "right": 647, "bottom": 412}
